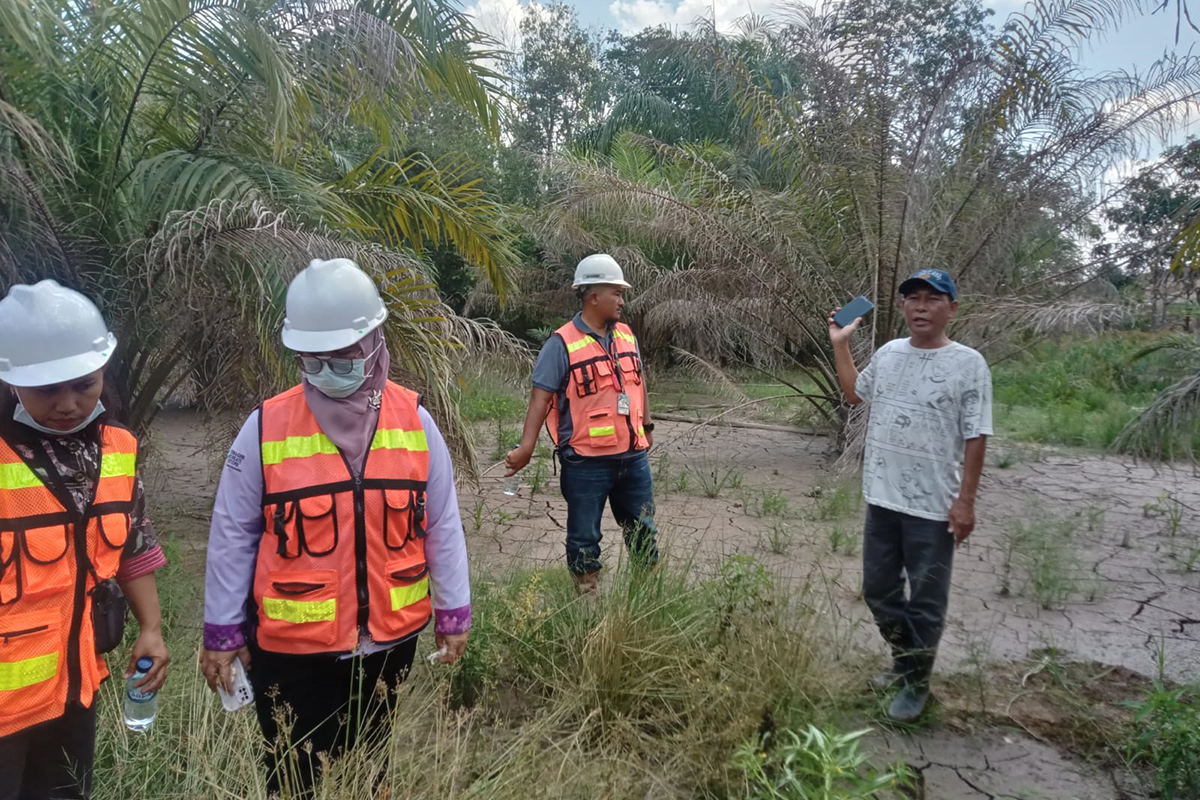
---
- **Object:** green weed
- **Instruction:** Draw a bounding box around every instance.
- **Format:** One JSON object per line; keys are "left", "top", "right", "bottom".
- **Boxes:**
{"left": 807, "top": 479, "right": 862, "bottom": 521}
{"left": 761, "top": 520, "right": 794, "bottom": 555}
{"left": 1001, "top": 509, "right": 1091, "bottom": 609}
{"left": 732, "top": 725, "right": 912, "bottom": 800}
{"left": 828, "top": 525, "right": 858, "bottom": 556}
{"left": 1127, "top": 681, "right": 1200, "bottom": 799}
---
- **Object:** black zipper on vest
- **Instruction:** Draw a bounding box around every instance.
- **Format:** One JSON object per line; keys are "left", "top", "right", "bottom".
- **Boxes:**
{"left": 338, "top": 413, "right": 381, "bottom": 637}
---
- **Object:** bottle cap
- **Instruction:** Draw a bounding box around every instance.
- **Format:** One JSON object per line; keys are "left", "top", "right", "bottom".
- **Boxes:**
{"left": 136, "top": 656, "right": 154, "bottom": 672}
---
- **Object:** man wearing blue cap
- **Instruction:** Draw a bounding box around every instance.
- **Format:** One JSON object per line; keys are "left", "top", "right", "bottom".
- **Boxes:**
{"left": 827, "top": 269, "right": 992, "bottom": 722}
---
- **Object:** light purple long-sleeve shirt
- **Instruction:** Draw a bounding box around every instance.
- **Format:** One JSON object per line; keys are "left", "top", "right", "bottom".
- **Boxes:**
{"left": 202, "top": 406, "right": 471, "bottom": 653}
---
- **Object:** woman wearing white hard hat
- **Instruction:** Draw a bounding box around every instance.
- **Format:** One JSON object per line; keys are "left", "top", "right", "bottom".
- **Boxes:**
{"left": 0, "top": 281, "right": 170, "bottom": 800}
{"left": 200, "top": 258, "right": 471, "bottom": 796}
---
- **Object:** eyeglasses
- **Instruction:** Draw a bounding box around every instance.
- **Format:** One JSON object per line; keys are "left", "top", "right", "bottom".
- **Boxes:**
{"left": 296, "top": 354, "right": 357, "bottom": 375}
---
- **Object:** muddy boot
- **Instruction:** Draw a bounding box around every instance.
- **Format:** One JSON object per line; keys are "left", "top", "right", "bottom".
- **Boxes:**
{"left": 572, "top": 569, "right": 600, "bottom": 595}
{"left": 888, "top": 650, "right": 935, "bottom": 722}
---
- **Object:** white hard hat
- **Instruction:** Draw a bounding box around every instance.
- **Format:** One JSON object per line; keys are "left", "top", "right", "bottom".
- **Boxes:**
{"left": 0, "top": 280, "right": 117, "bottom": 388}
{"left": 572, "top": 254, "right": 632, "bottom": 289}
{"left": 281, "top": 258, "right": 388, "bottom": 352}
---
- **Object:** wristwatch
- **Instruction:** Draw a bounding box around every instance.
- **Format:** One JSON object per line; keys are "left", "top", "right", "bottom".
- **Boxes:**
{"left": 644, "top": 423, "right": 655, "bottom": 433}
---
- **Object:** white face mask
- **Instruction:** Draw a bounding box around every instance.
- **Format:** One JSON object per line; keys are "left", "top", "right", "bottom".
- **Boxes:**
{"left": 302, "top": 342, "right": 380, "bottom": 399}
{"left": 14, "top": 400, "right": 105, "bottom": 436}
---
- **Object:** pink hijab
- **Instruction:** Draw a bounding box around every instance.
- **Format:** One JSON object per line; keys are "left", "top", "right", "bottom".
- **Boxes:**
{"left": 301, "top": 327, "right": 391, "bottom": 470}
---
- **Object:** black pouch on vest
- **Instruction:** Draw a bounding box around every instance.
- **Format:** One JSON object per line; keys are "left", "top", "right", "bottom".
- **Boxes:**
{"left": 91, "top": 578, "right": 129, "bottom": 654}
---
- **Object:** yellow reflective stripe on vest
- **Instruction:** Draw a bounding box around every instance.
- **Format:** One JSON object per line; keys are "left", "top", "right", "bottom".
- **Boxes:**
{"left": 100, "top": 452, "right": 137, "bottom": 479}
{"left": 371, "top": 428, "right": 428, "bottom": 454}
{"left": 614, "top": 329, "right": 637, "bottom": 345}
{"left": 263, "top": 429, "right": 428, "bottom": 466}
{"left": 589, "top": 425, "right": 616, "bottom": 438}
{"left": 261, "top": 432, "right": 339, "bottom": 466}
{"left": 0, "top": 460, "right": 42, "bottom": 491}
{"left": 0, "top": 652, "right": 58, "bottom": 691}
{"left": 262, "top": 597, "right": 336, "bottom": 624}
{"left": 390, "top": 577, "right": 430, "bottom": 611}
{"left": 565, "top": 337, "right": 592, "bottom": 354}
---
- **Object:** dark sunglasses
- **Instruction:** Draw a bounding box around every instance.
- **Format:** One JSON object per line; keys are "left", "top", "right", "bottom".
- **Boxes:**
{"left": 296, "top": 354, "right": 357, "bottom": 375}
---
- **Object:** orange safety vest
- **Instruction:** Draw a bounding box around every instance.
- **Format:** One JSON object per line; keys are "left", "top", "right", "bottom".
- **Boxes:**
{"left": 546, "top": 321, "right": 649, "bottom": 457}
{"left": 253, "top": 381, "right": 432, "bottom": 655}
{"left": 0, "top": 426, "right": 137, "bottom": 739}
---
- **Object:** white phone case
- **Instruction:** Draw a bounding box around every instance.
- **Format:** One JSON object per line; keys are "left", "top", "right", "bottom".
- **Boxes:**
{"left": 217, "top": 656, "right": 254, "bottom": 712}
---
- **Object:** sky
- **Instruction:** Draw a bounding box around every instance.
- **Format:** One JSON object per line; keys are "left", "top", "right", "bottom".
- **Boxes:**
{"left": 464, "top": 0, "right": 1200, "bottom": 164}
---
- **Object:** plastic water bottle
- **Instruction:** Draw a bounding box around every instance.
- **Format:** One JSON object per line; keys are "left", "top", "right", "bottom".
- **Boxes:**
{"left": 124, "top": 657, "right": 158, "bottom": 732}
{"left": 503, "top": 445, "right": 523, "bottom": 496}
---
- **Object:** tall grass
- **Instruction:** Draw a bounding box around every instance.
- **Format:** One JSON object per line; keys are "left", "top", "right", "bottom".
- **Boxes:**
{"left": 91, "top": 555, "right": 903, "bottom": 799}
{"left": 991, "top": 333, "right": 1186, "bottom": 450}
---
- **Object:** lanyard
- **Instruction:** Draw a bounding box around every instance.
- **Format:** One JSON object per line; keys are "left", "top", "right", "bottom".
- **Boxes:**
{"left": 589, "top": 331, "right": 625, "bottom": 392}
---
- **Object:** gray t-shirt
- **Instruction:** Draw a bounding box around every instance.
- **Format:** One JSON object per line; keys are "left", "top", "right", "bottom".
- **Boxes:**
{"left": 532, "top": 313, "right": 641, "bottom": 460}
{"left": 855, "top": 338, "right": 993, "bottom": 521}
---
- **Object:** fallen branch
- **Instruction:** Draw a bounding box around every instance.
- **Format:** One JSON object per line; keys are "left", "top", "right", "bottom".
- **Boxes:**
{"left": 653, "top": 412, "right": 831, "bottom": 437}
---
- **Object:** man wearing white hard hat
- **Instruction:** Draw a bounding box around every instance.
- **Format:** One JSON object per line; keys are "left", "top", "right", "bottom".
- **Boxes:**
{"left": 506, "top": 254, "right": 658, "bottom": 593}
{"left": 199, "top": 258, "right": 471, "bottom": 796}
{"left": 0, "top": 281, "right": 170, "bottom": 800}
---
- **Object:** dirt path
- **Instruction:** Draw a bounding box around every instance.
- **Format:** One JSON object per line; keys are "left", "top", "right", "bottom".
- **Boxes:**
{"left": 148, "top": 411, "right": 1198, "bottom": 799}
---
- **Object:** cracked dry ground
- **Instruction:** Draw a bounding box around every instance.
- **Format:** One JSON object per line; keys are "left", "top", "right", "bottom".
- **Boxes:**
{"left": 463, "top": 422, "right": 1199, "bottom": 799}
{"left": 151, "top": 413, "right": 1199, "bottom": 800}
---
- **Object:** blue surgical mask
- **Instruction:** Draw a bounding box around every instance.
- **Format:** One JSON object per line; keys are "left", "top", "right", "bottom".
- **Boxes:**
{"left": 304, "top": 360, "right": 369, "bottom": 398}
{"left": 14, "top": 400, "right": 105, "bottom": 436}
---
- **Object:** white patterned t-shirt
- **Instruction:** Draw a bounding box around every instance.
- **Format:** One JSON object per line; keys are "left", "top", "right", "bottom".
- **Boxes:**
{"left": 855, "top": 338, "right": 993, "bottom": 521}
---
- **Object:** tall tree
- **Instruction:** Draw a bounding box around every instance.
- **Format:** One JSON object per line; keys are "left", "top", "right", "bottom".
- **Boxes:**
{"left": 507, "top": 3, "right": 606, "bottom": 157}
{"left": 0, "top": 0, "right": 519, "bottom": 466}
{"left": 1102, "top": 139, "right": 1200, "bottom": 328}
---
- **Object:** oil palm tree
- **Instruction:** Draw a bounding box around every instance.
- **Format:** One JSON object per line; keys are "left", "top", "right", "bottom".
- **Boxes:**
{"left": 0, "top": 0, "right": 519, "bottom": 466}
{"left": 535, "top": 0, "right": 1200, "bottom": 435}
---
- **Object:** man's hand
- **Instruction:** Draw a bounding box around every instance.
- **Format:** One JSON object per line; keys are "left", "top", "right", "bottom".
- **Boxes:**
{"left": 200, "top": 647, "right": 251, "bottom": 694}
{"left": 435, "top": 632, "right": 468, "bottom": 665}
{"left": 504, "top": 445, "right": 533, "bottom": 477}
{"left": 948, "top": 498, "right": 976, "bottom": 546}
{"left": 124, "top": 627, "right": 170, "bottom": 692}
{"left": 828, "top": 308, "right": 864, "bottom": 346}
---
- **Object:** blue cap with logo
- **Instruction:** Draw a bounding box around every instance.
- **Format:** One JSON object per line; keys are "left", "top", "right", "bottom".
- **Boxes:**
{"left": 898, "top": 269, "right": 957, "bottom": 301}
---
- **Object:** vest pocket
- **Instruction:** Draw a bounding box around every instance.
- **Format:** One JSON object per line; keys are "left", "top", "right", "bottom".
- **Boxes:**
{"left": 17, "top": 526, "right": 72, "bottom": 601}
{"left": 386, "top": 556, "right": 429, "bottom": 612}
{"left": 258, "top": 569, "right": 338, "bottom": 646}
{"left": 382, "top": 490, "right": 425, "bottom": 550}
{"left": 91, "top": 513, "right": 129, "bottom": 580}
{"left": 0, "top": 610, "right": 62, "bottom": 723}
{"left": 269, "top": 495, "right": 338, "bottom": 559}
{"left": 370, "top": 554, "right": 430, "bottom": 642}
{"left": 584, "top": 409, "right": 619, "bottom": 449}
{"left": 620, "top": 354, "right": 642, "bottom": 385}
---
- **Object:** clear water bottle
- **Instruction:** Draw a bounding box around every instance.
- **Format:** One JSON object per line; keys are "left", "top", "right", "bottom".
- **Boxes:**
{"left": 503, "top": 445, "right": 523, "bottom": 496}
{"left": 124, "top": 656, "right": 158, "bottom": 732}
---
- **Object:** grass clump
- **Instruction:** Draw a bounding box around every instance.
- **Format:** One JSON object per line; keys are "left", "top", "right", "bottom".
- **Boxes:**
{"left": 91, "top": 552, "right": 897, "bottom": 800}
{"left": 1000, "top": 508, "right": 1094, "bottom": 608}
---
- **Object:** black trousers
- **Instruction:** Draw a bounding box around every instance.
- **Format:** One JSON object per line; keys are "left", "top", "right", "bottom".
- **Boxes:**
{"left": 248, "top": 637, "right": 419, "bottom": 797}
{"left": 0, "top": 704, "right": 96, "bottom": 800}
{"left": 861, "top": 504, "right": 956, "bottom": 685}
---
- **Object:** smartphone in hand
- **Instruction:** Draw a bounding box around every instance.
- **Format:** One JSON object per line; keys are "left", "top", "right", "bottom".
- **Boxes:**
{"left": 834, "top": 295, "right": 875, "bottom": 328}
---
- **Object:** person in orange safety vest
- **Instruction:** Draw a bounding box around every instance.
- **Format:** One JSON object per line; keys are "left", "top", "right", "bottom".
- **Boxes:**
{"left": 506, "top": 254, "right": 658, "bottom": 594}
{"left": 199, "top": 258, "right": 471, "bottom": 797}
{"left": 0, "top": 280, "right": 170, "bottom": 800}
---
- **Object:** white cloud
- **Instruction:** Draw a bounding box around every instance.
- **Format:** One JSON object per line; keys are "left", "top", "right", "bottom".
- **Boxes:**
{"left": 608, "top": 0, "right": 786, "bottom": 34}
{"left": 463, "top": 0, "right": 534, "bottom": 51}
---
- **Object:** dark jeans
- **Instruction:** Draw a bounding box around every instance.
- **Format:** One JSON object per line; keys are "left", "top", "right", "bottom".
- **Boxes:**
{"left": 862, "top": 504, "right": 955, "bottom": 686}
{"left": 559, "top": 450, "right": 659, "bottom": 575}
{"left": 248, "top": 637, "right": 418, "bottom": 798}
{"left": 0, "top": 703, "right": 96, "bottom": 800}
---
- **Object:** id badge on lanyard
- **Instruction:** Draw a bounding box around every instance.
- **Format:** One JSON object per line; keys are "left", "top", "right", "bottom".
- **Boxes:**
{"left": 617, "top": 392, "right": 630, "bottom": 416}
